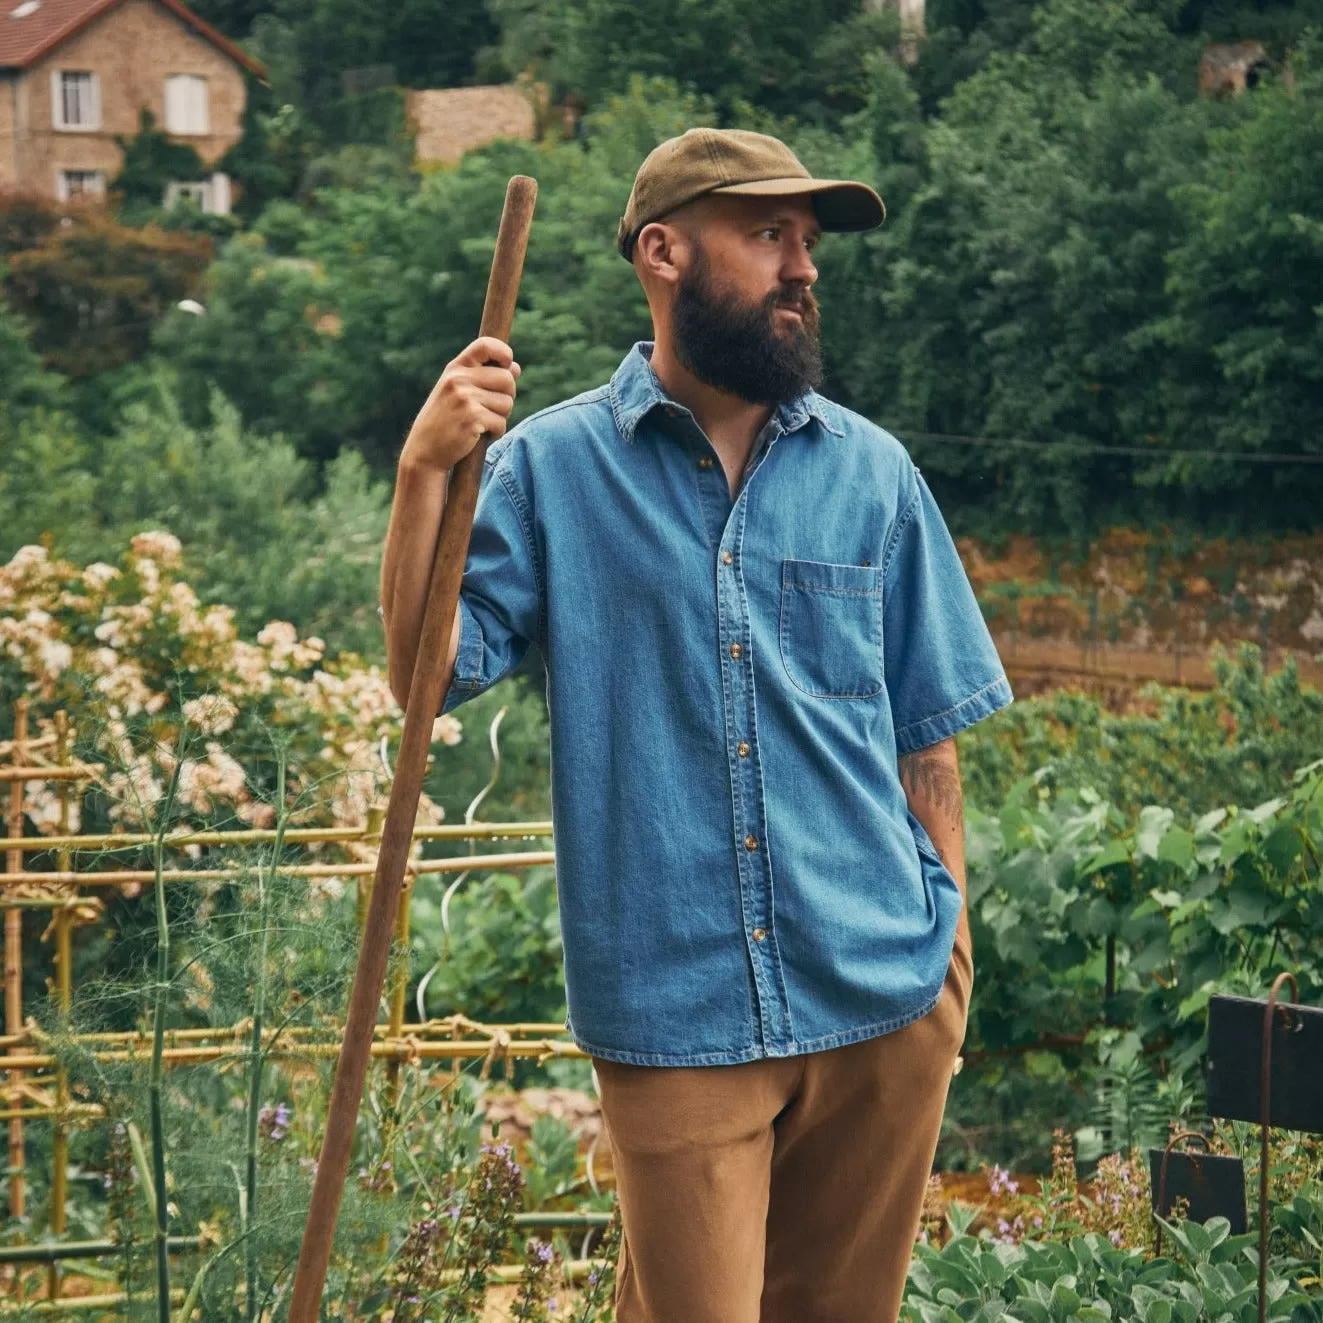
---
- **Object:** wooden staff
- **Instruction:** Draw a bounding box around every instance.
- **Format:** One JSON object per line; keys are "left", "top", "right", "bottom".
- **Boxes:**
{"left": 286, "top": 174, "right": 538, "bottom": 1323}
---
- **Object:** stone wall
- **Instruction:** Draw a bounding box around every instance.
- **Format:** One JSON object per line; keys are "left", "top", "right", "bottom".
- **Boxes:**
{"left": 0, "top": 75, "right": 16, "bottom": 187}
{"left": 406, "top": 85, "right": 535, "bottom": 166}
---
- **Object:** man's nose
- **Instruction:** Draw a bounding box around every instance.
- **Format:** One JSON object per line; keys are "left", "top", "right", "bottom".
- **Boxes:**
{"left": 782, "top": 242, "right": 817, "bottom": 286}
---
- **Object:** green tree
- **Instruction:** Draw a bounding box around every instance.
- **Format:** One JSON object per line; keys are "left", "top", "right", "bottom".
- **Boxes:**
{"left": 4, "top": 209, "right": 212, "bottom": 376}
{"left": 263, "top": 0, "right": 497, "bottom": 139}
{"left": 1144, "top": 41, "right": 1323, "bottom": 527}
{"left": 216, "top": 73, "right": 303, "bottom": 221}
{"left": 0, "top": 292, "right": 60, "bottom": 414}
{"left": 499, "top": 0, "right": 903, "bottom": 122}
{"left": 0, "top": 379, "right": 391, "bottom": 659}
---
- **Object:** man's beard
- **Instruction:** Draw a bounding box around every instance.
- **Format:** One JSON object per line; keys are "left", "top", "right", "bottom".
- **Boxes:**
{"left": 671, "top": 245, "right": 823, "bottom": 407}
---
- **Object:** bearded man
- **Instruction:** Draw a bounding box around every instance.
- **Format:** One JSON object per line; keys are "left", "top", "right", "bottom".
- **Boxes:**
{"left": 381, "top": 129, "right": 1013, "bottom": 1323}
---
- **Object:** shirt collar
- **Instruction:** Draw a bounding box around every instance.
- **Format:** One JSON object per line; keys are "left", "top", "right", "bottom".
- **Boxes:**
{"left": 609, "top": 341, "right": 844, "bottom": 444}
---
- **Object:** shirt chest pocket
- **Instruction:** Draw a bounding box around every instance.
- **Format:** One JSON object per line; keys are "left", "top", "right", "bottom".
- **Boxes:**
{"left": 778, "top": 559, "right": 885, "bottom": 700}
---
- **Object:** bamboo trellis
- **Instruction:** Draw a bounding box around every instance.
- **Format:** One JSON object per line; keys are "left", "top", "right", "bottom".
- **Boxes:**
{"left": 1, "top": 697, "right": 581, "bottom": 1301}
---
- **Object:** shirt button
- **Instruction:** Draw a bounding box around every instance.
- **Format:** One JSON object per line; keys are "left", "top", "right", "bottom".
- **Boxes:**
{"left": 752, "top": 927, "right": 767, "bottom": 942}
{"left": 744, "top": 834, "right": 758, "bottom": 851}
{"left": 729, "top": 642, "right": 743, "bottom": 659}
{"left": 698, "top": 455, "right": 714, "bottom": 469}
{"left": 737, "top": 741, "right": 750, "bottom": 758}
{"left": 722, "top": 550, "right": 733, "bottom": 565}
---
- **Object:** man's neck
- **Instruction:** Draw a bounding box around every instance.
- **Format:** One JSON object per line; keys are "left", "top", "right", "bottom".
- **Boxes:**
{"left": 648, "top": 338, "right": 773, "bottom": 456}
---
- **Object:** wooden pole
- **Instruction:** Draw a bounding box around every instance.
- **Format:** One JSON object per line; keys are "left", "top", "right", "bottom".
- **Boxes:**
{"left": 6, "top": 697, "right": 28, "bottom": 1220}
{"left": 286, "top": 174, "right": 538, "bottom": 1323}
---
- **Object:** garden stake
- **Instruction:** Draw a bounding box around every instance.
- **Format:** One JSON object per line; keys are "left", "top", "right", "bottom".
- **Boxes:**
{"left": 244, "top": 750, "right": 289, "bottom": 1323}
{"left": 1258, "top": 970, "right": 1298, "bottom": 1323}
{"left": 149, "top": 735, "right": 189, "bottom": 1323}
{"left": 5, "top": 696, "right": 28, "bottom": 1221}
{"left": 47, "top": 710, "right": 73, "bottom": 1303}
{"left": 286, "top": 173, "right": 538, "bottom": 1323}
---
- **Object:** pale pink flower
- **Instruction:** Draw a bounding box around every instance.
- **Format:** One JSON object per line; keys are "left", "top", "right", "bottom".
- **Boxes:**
{"left": 81, "top": 563, "right": 121, "bottom": 591}
{"left": 182, "top": 694, "right": 239, "bottom": 736}
{"left": 129, "top": 531, "right": 183, "bottom": 567}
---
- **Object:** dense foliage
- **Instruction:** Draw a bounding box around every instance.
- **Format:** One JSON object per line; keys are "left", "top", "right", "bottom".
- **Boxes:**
{"left": 903, "top": 1214, "right": 1323, "bottom": 1323}
{"left": 958, "top": 646, "right": 1323, "bottom": 817}
{"left": 951, "top": 755, "right": 1323, "bottom": 1164}
{"left": 6, "top": 1, "right": 1323, "bottom": 535}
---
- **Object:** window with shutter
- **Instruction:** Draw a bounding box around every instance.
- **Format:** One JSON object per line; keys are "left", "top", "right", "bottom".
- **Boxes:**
{"left": 52, "top": 71, "right": 99, "bottom": 129}
{"left": 57, "top": 170, "right": 106, "bottom": 200}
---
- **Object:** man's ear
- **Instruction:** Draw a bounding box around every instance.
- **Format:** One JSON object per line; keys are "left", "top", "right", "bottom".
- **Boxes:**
{"left": 633, "top": 222, "right": 686, "bottom": 288}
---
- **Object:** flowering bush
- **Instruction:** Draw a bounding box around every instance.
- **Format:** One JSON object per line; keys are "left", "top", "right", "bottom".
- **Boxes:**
{"left": 979, "top": 1132, "right": 1154, "bottom": 1253}
{"left": 1, "top": 534, "right": 461, "bottom": 855}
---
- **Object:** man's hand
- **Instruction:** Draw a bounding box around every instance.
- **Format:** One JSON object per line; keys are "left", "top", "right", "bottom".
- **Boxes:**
{"left": 401, "top": 336, "right": 521, "bottom": 472}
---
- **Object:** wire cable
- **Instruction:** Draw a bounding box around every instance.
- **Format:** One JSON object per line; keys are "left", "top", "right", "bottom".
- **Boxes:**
{"left": 891, "top": 429, "right": 1323, "bottom": 466}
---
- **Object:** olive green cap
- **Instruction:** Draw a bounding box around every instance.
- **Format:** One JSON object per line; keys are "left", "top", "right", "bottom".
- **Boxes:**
{"left": 616, "top": 127, "right": 885, "bottom": 261}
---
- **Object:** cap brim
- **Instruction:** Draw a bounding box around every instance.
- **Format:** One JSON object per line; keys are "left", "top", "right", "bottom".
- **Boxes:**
{"left": 711, "top": 176, "right": 885, "bottom": 230}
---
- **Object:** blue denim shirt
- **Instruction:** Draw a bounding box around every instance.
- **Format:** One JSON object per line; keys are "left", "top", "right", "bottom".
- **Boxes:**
{"left": 442, "top": 343, "right": 1012, "bottom": 1065}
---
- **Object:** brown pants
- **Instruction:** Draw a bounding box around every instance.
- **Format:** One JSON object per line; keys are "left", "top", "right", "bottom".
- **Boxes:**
{"left": 592, "top": 923, "right": 971, "bottom": 1323}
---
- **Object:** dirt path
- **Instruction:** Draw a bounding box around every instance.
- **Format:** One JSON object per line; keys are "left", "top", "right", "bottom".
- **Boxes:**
{"left": 484, "top": 1282, "right": 586, "bottom": 1318}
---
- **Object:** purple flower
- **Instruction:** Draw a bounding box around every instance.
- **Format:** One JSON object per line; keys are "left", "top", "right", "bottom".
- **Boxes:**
{"left": 259, "top": 1101, "right": 292, "bottom": 1143}
{"left": 536, "top": 1241, "right": 554, "bottom": 1263}
{"left": 1109, "top": 1229, "right": 1123, "bottom": 1247}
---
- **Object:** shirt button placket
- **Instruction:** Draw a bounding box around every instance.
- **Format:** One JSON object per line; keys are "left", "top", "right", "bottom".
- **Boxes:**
{"left": 717, "top": 443, "right": 791, "bottom": 1055}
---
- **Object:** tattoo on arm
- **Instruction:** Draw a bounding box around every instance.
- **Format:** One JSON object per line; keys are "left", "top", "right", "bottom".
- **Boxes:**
{"left": 898, "top": 747, "right": 965, "bottom": 840}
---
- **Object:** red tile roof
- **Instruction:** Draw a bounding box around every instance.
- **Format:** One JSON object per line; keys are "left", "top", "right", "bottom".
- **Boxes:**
{"left": 0, "top": 0, "right": 265, "bottom": 76}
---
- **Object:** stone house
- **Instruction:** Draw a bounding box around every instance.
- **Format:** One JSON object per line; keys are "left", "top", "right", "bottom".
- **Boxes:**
{"left": 0, "top": 0, "right": 264, "bottom": 213}
{"left": 405, "top": 85, "right": 537, "bottom": 167}
{"left": 1198, "top": 41, "right": 1271, "bottom": 97}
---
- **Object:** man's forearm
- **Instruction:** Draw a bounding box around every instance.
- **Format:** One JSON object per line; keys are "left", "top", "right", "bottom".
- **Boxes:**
{"left": 897, "top": 737, "right": 966, "bottom": 895}
{"left": 380, "top": 456, "right": 461, "bottom": 712}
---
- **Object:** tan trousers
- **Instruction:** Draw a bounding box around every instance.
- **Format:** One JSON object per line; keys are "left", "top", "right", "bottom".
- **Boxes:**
{"left": 593, "top": 921, "right": 971, "bottom": 1323}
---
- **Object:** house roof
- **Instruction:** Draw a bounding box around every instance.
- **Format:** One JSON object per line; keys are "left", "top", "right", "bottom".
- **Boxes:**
{"left": 0, "top": 0, "right": 265, "bottom": 76}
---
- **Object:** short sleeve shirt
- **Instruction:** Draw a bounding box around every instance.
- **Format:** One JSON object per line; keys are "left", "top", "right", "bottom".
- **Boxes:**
{"left": 442, "top": 342, "right": 1012, "bottom": 1065}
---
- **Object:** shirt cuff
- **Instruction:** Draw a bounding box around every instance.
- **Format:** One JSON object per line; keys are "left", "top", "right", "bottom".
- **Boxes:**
{"left": 894, "top": 674, "right": 1014, "bottom": 755}
{"left": 440, "top": 598, "right": 486, "bottom": 715}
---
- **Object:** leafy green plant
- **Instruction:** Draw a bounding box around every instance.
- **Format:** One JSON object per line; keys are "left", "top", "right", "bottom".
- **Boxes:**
{"left": 958, "top": 646, "right": 1323, "bottom": 819}
{"left": 522, "top": 1114, "right": 582, "bottom": 1210}
{"left": 949, "top": 753, "right": 1323, "bottom": 1166}
{"left": 903, "top": 1208, "right": 1323, "bottom": 1323}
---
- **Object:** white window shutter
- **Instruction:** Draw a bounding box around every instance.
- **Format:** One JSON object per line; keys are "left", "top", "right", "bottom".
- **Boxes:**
{"left": 165, "top": 75, "right": 183, "bottom": 132}
{"left": 194, "top": 77, "right": 209, "bottom": 134}
{"left": 165, "top": 75, "right": 209, "bottom": 134}
{"left": 209, "top": 172, "right": 230, "bottom": 215}
{"left": 88, "top": 73, "right": 101, "bottom": 129}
